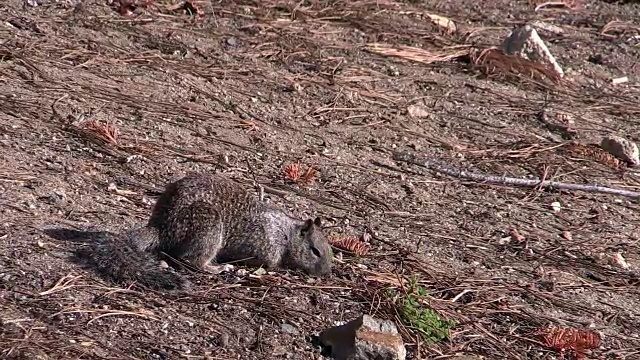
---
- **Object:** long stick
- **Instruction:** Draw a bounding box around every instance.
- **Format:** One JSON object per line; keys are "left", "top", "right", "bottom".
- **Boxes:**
{"left": 392, "top": 151, "right": 640, "bottom": 199}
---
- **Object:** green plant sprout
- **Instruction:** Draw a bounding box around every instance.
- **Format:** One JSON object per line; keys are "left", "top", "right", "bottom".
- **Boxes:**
{"left": 387, "top": 276, "right": 456, "bottom": 344}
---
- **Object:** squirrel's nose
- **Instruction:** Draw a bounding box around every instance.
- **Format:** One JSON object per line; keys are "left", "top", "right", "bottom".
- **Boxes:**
{"left": 316, "top": 262, "right": 332, "bottom": 276}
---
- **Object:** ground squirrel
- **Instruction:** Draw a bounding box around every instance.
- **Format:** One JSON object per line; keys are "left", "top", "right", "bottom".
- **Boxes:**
{"left": 79, "top": 173, "right": 332, "bottom": 290}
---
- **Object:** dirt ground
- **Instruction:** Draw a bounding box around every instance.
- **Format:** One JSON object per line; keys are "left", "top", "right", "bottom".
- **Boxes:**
{"left": 2, "top": 0, "right": 640, "bottom": 359}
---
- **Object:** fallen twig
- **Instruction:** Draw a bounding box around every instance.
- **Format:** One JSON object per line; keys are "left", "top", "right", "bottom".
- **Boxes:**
{"left": 393, "top": 151, "right": 640, "bottom": 198}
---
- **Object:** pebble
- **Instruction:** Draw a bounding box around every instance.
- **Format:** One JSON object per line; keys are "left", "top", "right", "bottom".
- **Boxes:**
{"left": 281, "top": 323, "right": 299, "bottom": 335}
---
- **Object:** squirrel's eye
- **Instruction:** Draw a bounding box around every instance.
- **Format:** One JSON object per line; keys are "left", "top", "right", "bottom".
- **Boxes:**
{"left": 310, "top": 246, "right": 321, "bottom": 257}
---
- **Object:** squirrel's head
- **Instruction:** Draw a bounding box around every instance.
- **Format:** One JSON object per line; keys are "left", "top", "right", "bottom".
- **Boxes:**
{"left": 286, "top": 217, "right": 332, "bottom": 277}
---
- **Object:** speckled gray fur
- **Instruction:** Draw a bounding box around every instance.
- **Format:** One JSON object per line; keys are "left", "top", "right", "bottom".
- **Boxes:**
{"left": 87, "top": 173, "right": 332, "bottom": 290}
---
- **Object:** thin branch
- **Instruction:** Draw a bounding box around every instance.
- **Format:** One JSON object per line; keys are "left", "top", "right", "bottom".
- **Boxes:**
{"left": 393, "top": 151, "right": 640, "bottom": 198}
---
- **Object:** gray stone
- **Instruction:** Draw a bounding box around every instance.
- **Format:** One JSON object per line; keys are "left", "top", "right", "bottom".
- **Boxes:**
{"left": 319, "top": 315, "right": 406, "bottom": 360}
{"left": 281, "top": 322, "right": 299, "bottom": 335}
{"left": 501, "top": 24, "right": 564, "bottom": 78}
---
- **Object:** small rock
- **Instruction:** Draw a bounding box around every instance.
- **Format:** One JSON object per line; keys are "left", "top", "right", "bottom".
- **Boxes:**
{"left": 196, "top": 126, "right": 208, "bottom": 136}
{"left": 385, "top": 64, "right": 400, "bottom": 77}
{"left": 252, "top": 267, "right": 267, "bottom": 276}
{"left": 551, "top": 201, "right": 561, "bottom": 213}
{"left": 218, "top": 332, "right": 230, "bottom": 347}
{"left": 407, "top": 105, "right": 430, "bottom": 118}
{"left": 236, "top": 268, "right": 249, "bottom": 277}
{"left": 221, "top": 264, "right": 235, "bottom": 272}
{"left": 281, "top": 323, "right": 299, "bottom": 335}
{"left": 319, "top": 314, "right": 406, "bottom": 360}
{"left": 502, "top": 24, "right": 564, "bottom": 78}
{"left": 498, "top": 236, "right": 511, "bottom": 245}
{"left": 600, "top": 136, "right": 640, "bottom": 166}
{"left": 613, "top": 252, "right": 630, "bottom": 269}
{"left": 427, "top": 13, "right": 456, "bottom": 33}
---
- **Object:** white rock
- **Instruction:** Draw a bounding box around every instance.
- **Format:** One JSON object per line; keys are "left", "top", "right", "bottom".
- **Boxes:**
{"left": 501, "top": 24, "right": 564, "bottom": 78}
{"left": 614, "top": 252, "right": 630, "bottom": 269}
{"left": 600, "top": 136, "right": 640, "bottom": 166}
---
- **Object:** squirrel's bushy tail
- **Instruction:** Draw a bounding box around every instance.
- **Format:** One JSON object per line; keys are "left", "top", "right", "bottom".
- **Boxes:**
{"left": 75, "top": 227, "right": 189, "bottom": 291}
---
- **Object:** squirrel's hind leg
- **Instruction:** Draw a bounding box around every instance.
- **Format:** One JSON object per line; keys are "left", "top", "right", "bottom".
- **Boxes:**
{"left": 171, "top": 201, "right": 226, "bottom": 272}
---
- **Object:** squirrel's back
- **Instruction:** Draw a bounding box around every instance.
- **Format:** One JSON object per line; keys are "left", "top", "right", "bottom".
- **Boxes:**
{"left": 148, "top": 173, "right": 257, "bottom": 244}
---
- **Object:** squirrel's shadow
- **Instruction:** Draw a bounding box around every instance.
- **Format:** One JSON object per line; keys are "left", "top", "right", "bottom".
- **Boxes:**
{"left": 42, "top": 227, "right": 113, "bottom": 245}
{"left": 42, "top": 227, "right": 118, "bottom": 270}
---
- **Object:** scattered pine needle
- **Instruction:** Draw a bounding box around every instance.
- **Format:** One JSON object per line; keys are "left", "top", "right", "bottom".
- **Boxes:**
{"left": 80, "top": 119, "right": 119, "bottom": 146}
{"left": 601, "top": 20, "right": 640, "bottom": 37}
{"left": 534, "top": 0, "right": 582, "bottom": 12}
{"left": 364, "top": 43, "right": 469, "bottom": 65}
{"left": 49, "top": 307, "right": 161, "bottom": 324}
{"left": 39, "top": 274, "right": 83, "bottom": 296}
{"left": 470, "top": 47, "right": 562, "bottom": 85}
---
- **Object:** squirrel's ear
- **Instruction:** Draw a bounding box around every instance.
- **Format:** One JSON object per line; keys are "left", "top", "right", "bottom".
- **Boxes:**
{"left": 301, "top": 218, "right": 314, "bottom": 232}
{"left": 313, "top": 217, "right": 322, "bottom": 227}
